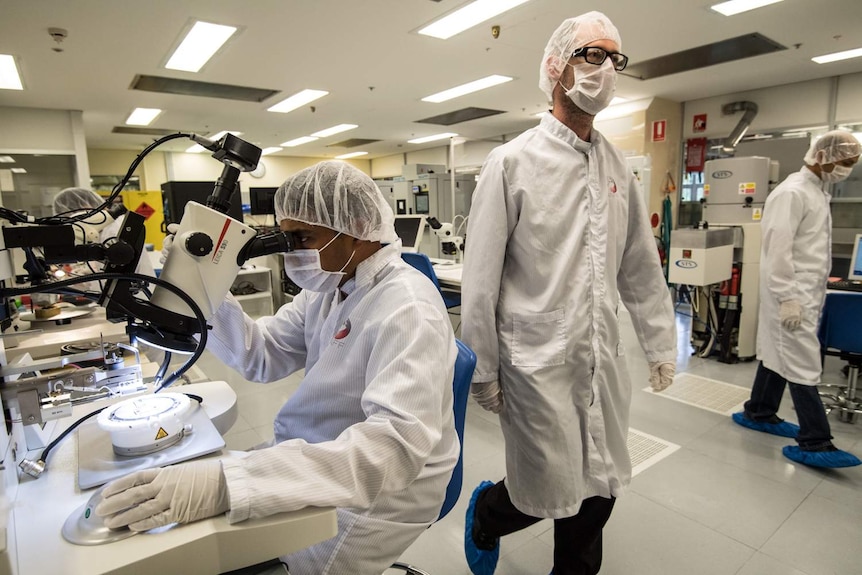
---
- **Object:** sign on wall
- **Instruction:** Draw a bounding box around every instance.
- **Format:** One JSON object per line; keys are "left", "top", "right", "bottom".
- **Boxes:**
{"left": 651, "top": 120, "right": 667, "bottom": 142}
{"left": 693, "top": 114, "right": 707, "bottom": 133}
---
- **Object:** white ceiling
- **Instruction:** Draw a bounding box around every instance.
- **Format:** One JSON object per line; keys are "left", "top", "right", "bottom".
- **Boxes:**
{"left": 1, "top": 0, "right": 861, "bottom": 160}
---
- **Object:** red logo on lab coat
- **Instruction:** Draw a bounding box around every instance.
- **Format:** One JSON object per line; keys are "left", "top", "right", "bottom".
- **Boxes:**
{"left": 608, "top": 177, "right": 617, "bottom": 194}
{"left": 334, "top": 319, "right": 351, "bottom": 340}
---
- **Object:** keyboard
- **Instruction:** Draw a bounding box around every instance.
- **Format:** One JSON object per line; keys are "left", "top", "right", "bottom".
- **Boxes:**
{"left": 827, "top": 279, "right": 862, "bottom": 292}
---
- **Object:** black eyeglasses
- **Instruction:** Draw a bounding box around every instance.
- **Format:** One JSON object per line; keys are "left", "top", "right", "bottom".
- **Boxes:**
{"left": 571, "top": 46, "right": 628, "bottom": 71}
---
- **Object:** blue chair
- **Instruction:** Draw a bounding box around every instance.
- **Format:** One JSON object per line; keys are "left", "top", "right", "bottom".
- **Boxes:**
{"left": 389, "top": 339, "right": 477, "bottom": 575}
{"left": 401, "top": 252, "right": 461, "bottom": 309}
{"left": 818, "top": 292, "right": 862, "bottom": 424}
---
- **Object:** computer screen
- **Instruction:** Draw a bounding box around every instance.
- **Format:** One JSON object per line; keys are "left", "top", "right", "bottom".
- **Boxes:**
{"left": 393, "top": 215, "right": 426, "bottom": 253}
{"left": 849, "top": 233, "right": 862, "bottom": 280}
{"left": 161, "top": 181, "right": 243, "bottom": 224}
{"left": 249, "top": 187, "right": 278, "bottom": 216}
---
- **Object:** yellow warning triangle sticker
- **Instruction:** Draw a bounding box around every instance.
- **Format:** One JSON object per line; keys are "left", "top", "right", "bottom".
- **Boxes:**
{"left": 155, "top": 427, "right": 169, "bottom": 440}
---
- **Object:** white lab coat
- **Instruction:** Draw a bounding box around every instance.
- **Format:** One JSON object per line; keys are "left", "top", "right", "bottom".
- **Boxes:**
{"left": 206, "top": 242, "right": 459, "bottom": 575}
{"left": 756, "top": 167, "right": 831, "bottom": 385}
{"left": 461, "top": 114, "right": 676, "bottom": 518}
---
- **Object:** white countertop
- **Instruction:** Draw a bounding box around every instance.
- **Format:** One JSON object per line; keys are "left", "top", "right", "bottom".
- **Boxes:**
{"left": 6, "top": 381, "right": 337, "bottom": 575}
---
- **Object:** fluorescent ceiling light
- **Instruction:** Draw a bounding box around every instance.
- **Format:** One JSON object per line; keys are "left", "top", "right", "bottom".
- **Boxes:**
{"left": 166, "top": 21, "right": 237, "bottom": 72}
{"left": 812, "top": 47, "right": 862, "bottom": 64}
{"left": 280, "top": 136, "right": 319, "bottom": 147}
{"left": 0, "top": 54, "right": 23, "bottom": 90}
{"left": 335, "top": 151, "right": 368, "bottom": 159}
{"left": 0, "top": 156, "right": 14, "bottom": 163}
{"left": 422, "top": 75, "right": 512, "bottom": 103}
{"left": 311, "top": 124, "right": 358, "bottom": 138}
{"left": 267, "top": 89, "right": 329, "bottom": 114}
{"left": 710, "top": 0, "right": 783, "bottom": 16}
{"left": 125, "top": 108, "right": 162, "bottom": 126}
{"left": 186, "top": 130, "right": 241, "bottom": 152}
{"left": 408, "top": 132, "right": 459, "bottom": 144}
{"left": 418, "top": 0, "right": 532, "bottom": 40}
{"left": 10, "top": 168, "right": 26, "bottom": 173}
{"left": 261, "top": 147, "right": 282, "bottom": 156}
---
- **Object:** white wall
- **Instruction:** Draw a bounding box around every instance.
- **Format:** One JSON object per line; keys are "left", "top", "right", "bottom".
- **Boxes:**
{"left": 683, "top": 71, "right": 862, "bottom": 139}
{"left": 0, "top": 106, "right": 89, "bottom": 187}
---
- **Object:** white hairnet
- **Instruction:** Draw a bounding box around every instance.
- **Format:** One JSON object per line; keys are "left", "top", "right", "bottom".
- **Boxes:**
{"left": 539, "top": 11, "right": 621, "bottom": 102}
{"left": 804, "top": 130, "right": 862, "bottom": 165}
{"left": 53, "top": 187, "right": 104, "bottom": 215}
{"left": 275, "top": 161, "right": 397, "bottom": 243}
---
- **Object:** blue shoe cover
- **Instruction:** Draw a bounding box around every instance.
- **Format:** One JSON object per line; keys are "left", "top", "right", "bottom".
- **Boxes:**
{"left": 465, "top": 480, "right": 499, "bottom": 575}
{"left": 732, "top": 412, "right": 799, "bottom": 438}
{"left": 782, "top": 446, "right": 862, "bottom": 468}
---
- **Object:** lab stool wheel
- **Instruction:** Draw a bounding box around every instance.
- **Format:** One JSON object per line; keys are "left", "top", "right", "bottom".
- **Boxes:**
{"left": 819, "top": 362, "right": 862, "bottom": 424}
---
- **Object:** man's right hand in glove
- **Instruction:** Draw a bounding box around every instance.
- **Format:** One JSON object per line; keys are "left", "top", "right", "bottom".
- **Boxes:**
{"left": 779, "top": 300, "right": 802, "bottom": 331}
{"left": 471, "top": 380, "right": 503, "bottom": 414}
{"left": 160, "top": 222, "right": 180, "bottom": 264}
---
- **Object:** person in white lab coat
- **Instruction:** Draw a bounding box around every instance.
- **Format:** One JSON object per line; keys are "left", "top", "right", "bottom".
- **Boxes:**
{"left": 460, "top": 12, "right": 676, "bottom": 575}
{"left": 732, "top": 131, "right": 861, "bottom": 468}
{"left": 96, "top": 161, "right": 460, "bottom": 575}
{"left": 51, "top": 187, "right": 156, "bottom": 288}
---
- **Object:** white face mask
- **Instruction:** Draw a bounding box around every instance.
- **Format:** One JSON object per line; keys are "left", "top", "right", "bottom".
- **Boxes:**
{"left": 820, "top": 164, "right": 853, "bottom": 183}
{"left": 283, "top": 232, "right": 355, "bottom": 293}
{"left": 562, "top": 59, "right": 617, "bottom": 116}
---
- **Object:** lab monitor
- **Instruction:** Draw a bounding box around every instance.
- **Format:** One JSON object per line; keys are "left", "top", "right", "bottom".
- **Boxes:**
{"left": 849, "top": 233, "right": 862, "bottom": 280}
{"left": 249, "top": 187, "right": 278, "bottom": 216}
{"left": 393, "top": 215, "right": 427, "bottom": 253}
{"left": 161, "top": 181, "right": 243, "bottom": 225}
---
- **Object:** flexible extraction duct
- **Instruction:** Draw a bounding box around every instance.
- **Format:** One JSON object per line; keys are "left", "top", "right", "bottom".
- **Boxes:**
{"left": 721, "top": 101, "right": 758, "bottom": 153}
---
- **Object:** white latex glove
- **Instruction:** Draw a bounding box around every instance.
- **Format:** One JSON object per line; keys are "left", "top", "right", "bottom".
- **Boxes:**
{"left": 648, "top": 361, "right": 676, "bottom": 392}
{"left": 160, "top": 222, "right": 180, "bottom": 264}
{"left": 471, "top": 380, "right": 503, "bottom": 413}
{"left": 779, "top": 300, "right": 802, "bottom": 331}
{"left": 95, "top": 459, "right": 229, "bottom": 532}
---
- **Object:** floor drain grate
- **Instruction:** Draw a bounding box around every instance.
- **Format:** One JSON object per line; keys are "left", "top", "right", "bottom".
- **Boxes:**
{"left": 645, "top": 373, "right": 750, "bottom": 415}
{"left": 629, "top": 428, "right": 679, "bottom": 476}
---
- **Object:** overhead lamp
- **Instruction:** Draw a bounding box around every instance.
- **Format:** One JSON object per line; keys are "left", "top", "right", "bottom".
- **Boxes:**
{"left": 280, "top": 136, "right": 318, "bottom": 147}
{"left": 0, "top": 54, "right": 23, "bottom": 90}
{"left": 418, "top": 0, "right": 532, "bottom": 40}
{"left": 812, "top": 47, "right": 862, "bottom": 64}
{"left": 422, "top": 75, "right": 512, "bottom": 103}
{"left": 408, "top": 133, "right": 459, "bottom": 144}
{"left": 260, "top": 147, "right": 282, "bottom": 156}
{"left": 335, "top": 152, "right": 368, "bottom": 159}
{"left": 166, "top": 21, "right": 237, "bottom": 72}
{"left": 10, "top": 168, "right": 26, "bottom": 173}
{"left": 0, "top": 156, "right": 15, "bottom": 163}
{"left": 710, "top": 0, "right": 783, "bottom": 16}
{"left": 186, "top": 130, "right": 241, "bottom": 152}
{"left": 311, "top": 124, "right": 358, "bottom": 138}
{"left": 125, "top": 108, "right": 162, "bottom": 126}
{"left": 267, "top": 89, "right": 329, "bottom": 114}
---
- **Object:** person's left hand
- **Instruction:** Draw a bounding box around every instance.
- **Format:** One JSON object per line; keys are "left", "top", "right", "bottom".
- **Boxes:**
{"left": 95, "top": 459, "right": 229, "bottom": 531}
{"left": 648, "top": 361, "right": 676, "bottom": 392}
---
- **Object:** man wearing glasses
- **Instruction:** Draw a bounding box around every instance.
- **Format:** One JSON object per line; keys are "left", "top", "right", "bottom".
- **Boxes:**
{"left": 461, "top": 12, "right": 677, "bottom": 575}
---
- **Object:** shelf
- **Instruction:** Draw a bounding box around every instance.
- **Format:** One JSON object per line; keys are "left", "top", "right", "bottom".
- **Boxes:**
{"left": 234, "top": 291, "right": 270, "bottom": 302}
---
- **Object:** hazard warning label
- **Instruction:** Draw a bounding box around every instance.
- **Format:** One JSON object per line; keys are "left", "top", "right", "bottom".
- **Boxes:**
{"left": 155, "top": 427, "right": 169, "bottom": 440}
{"left": 135, "top": 202, "right": 156, "bottom": 220}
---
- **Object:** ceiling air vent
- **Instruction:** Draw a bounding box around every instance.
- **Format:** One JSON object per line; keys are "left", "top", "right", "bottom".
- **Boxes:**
{"left": 624, "top": 33, "right": 786, "bottom": 80}
{"left": 416, "top": 107, "right": 505, "bottom": 126}
{"left": 327, "top": 138, "right": 381, "bottom": 148}
{"left": 130, "top": 75, "right": 280, "bottom": 102}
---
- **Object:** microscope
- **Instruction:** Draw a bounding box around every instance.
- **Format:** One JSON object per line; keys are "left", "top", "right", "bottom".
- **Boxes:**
{"left": 0, "top": 132, "right": 295, "bottom": 474}
{"left": 426, "top": 216, "right": 464, "bottom": 263}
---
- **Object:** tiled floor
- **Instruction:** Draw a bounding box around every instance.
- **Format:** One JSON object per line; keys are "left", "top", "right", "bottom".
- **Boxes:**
{"left": 195, "top": 305, "right": 862, "bottom": 575}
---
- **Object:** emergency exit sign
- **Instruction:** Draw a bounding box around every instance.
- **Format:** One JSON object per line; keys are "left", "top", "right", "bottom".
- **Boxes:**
{"left": 652, "top": 120, "right": 667, "bottom": 142}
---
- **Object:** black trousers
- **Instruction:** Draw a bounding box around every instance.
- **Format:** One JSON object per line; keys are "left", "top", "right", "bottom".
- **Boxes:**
{"left": 475, "top": 480, "right": 616, "bottom": 575}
